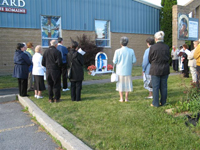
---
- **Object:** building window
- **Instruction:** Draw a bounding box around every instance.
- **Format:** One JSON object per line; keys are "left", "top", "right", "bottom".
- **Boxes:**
{"left": 41, "top": 16, "right": 61, "bottom": 47}
{"left": 95, "top": 20, "right": 110, "bottom": 47}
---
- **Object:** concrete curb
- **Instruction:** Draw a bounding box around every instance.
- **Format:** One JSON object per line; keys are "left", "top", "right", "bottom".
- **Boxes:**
{"left": 18, "top": 95, "right": 92, "bottom": 150}
{"left": 0, "top": 94, "right": 17, "bottom": 103}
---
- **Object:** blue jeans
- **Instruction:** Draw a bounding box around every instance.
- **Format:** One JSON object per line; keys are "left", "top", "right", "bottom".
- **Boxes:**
{"left": 151, "top": 75, "right": 169, "bottom": 107}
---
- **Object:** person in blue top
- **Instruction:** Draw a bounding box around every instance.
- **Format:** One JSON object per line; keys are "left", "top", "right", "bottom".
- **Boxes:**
{"left": 113, "top": 37, "right": 137, "bottom": 102}
{"left": 57, "top": 37, "right": 69, "bottom": 92}
{"left": 13, "top": 43, "right": 32, "bottom": 97}
{"left": 142, "top": 37, "right": 155, "bottom": 99}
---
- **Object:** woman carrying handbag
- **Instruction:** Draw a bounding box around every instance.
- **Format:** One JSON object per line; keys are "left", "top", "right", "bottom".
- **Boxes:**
{"left": 112, "top": 37, "right": 137, "bottom": 102}
{"left": 67, "top": 40, "right": 84, "bottom": 101}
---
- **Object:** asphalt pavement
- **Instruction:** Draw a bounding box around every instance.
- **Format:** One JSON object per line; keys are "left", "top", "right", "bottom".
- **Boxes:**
{"left": 0, "top": 101, "right": 59, "bottom": 150}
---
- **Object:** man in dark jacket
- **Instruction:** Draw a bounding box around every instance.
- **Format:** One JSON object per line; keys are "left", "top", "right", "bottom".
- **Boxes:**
{"left": 57, "top": 37, "right": 69, "bottom": 91}
{"left": 42, "top": 40, "right": 62, "bottom": 103}
{"left": 149, "top": 31, "right": 170, "bottom": 107}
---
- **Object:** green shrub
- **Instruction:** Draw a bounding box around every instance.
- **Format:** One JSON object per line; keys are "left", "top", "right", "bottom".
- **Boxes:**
{"left": 175, "top": 81, "right": 200, "bottom": 113}
{"left": 76, "top": 34, "right": 103, "bottom": 68}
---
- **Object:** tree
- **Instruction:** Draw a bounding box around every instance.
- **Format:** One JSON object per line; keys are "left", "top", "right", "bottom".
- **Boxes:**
{"left": 75, "top": 34, "right": 103, "bottom": 68}
{"left": 160, "top": 0, "right": 177, "bottom": 48}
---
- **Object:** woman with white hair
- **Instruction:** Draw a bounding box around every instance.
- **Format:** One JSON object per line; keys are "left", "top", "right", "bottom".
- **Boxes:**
{"left": 32, "top": 45, "right": 46, "bottom": 99}
{"left": 113, "top": 36, "right": 137, "bottom": 102}
{"left": 148, "top": 31, "right": 170, "bottom": 107}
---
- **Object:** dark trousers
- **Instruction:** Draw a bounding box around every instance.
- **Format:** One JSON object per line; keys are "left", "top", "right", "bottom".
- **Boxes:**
{"left": 196, "top": 66, "right": 200, "bottom": 88}
{"left": 27, "top": 72, "right": 33, "bottom": 90}
{"left": 61, "top": 63, "right": 68, "bottom": 89}
{"left": 183, "top": 59, "right": 189, "bottom": 77}
{"left": 46, "top": 70, "right": 61, "bottom": 100}
{"left": 71, "top": 81, "right": 82, "bottom": 101}
{"left": 172, "top": 59, "right": 178, "bottom": 71}
{"left": 18, "top": 78, "right": 28, "bottom": 96}
{"left": 151, "top": 75, "right": 168, "bottom": 107}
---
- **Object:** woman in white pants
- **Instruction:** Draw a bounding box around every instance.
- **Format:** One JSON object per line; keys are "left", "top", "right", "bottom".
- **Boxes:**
{"left": 188, "top": 40, "right": 199, "bottom": 83}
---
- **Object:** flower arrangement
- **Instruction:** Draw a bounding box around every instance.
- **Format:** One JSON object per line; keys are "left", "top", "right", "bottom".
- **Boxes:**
{"left": 107, "top": 64, "right": 113, "bottom": 71}
{"left": 102, "top": 66, "right": 106, "bottom": 69}
{"left": 87, "top": 65, "right": 96, "bottom": 71}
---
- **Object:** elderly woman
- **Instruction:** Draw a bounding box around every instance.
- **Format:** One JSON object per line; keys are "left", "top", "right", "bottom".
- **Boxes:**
{"left": 13, "top": 43, "right": 32, "bottom": 96}
{"left": 149, "top": 31, "right": 170, "bottom": 107}
{"left": 32, "top": 45, "right": 46, "bottom": 99}
{"left": 142, "top": 37, "right": 155, "bottom": 99}
{"left": 113, "top": 37, "right": 137, "bottom": 102}
{"left": 67, "top": 40, "right": 84, "bottom": 101}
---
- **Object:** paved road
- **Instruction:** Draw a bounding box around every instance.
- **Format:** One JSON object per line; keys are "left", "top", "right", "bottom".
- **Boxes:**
{"left": 0, "top": 101, "right": 59, "bottom": 150}
{"left": 0, "top": 76, "right": 143, "bottom": 96}
{"left": 0, "top": 74, "right": 180, "bottom": 96}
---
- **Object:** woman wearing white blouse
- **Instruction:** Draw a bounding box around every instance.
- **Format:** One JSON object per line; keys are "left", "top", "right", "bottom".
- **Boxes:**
{"left": 32, "top": 45, "right": 46, "bottom": 99}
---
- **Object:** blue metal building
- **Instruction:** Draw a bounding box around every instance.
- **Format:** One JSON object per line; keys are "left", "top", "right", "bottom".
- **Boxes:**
{"left": 0, "top": 0, "right": 161, "bottom": 75}
{"left": 0, "top": 0, "right": 160, "bottom": 34}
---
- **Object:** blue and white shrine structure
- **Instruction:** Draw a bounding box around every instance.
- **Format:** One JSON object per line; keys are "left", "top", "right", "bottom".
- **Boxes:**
{"left": 91, "top": 52, "right": 113, "bottom": 75}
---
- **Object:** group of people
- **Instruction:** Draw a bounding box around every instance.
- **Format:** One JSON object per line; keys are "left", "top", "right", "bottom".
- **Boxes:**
{"left": 141, "top": 32, "right": 200, "bottom": 107}
{"left": 13, "top": 38, "right": 84, "bottom": 103}
{"left": 13, "top": 32, "right": 200, "bottom": 107}
{"left": 12, "top": 32, "right": 170, "bottom": 107}
{"left": 141, "top": 31, "right": 170, "bottom": 107}
{"left": 112, "top": 31, "right": 170, "bottom": 107}
{"left": 13, "top": 43, "right": 47, "bottom": 98}
{"left": 113, "top": 31, "right": 169, "bottom": 107}
{"left": 171, "top": 40, "right": 200, "bottom": 83}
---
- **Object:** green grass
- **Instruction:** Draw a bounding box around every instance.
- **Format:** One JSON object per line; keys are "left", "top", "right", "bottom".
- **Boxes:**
{"left": 28, "top": 75, "right": 200, "bottom": 150}
{"left": 1, "top": 67, "right": 199, "bottom": 149}
{"left": 0, "top": 66, "right": 142, "bottom": 89}
{"left": 0, "top": 75, "right": 18, "bottom": 89}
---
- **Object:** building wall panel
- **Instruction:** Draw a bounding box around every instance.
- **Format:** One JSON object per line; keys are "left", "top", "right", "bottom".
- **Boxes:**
{"left": 0, "top": 0, "right": 160, "bottom": 34}
{"left": 0, "top": 28, "right": 150, "bottom": 75}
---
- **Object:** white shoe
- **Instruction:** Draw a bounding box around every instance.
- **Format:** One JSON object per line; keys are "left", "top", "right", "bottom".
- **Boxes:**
{"left": 145, "top": 96, "right": 153, "bottom": 99}
{"left": 34, "top": 95, "right": 38, "bottom": 98}
{"left": 37, "top": 96, "right": 43, "bottom": 99}
{"left": 63, "top": 88, "right": 70, "bottom": 91}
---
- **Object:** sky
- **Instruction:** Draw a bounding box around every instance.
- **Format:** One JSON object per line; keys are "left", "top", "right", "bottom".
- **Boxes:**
{"left": 144, "top": 0, "right": 192, "bottom": 7}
